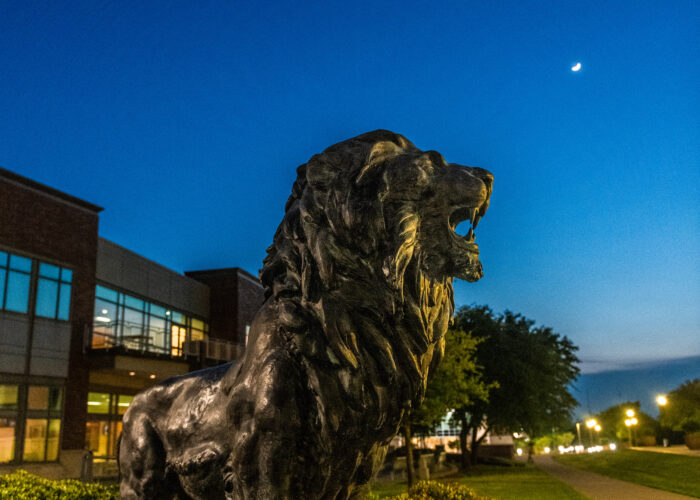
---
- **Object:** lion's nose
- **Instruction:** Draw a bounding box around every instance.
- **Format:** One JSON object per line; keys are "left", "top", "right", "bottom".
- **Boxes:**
{"left": 472, "top": 168, "right": 494, "bottom": 194}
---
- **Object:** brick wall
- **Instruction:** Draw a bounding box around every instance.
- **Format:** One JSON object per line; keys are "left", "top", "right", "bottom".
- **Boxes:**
{"left": 185, "top": 268, "right": 265, "bottom": 344}
{"left": 0, "top": 173, "right": 100, "bottom": 450}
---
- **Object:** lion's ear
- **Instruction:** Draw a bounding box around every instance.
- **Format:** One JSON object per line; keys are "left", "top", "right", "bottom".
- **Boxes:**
{"left": 355, "top": 141, "right": 402, "bottom": 186}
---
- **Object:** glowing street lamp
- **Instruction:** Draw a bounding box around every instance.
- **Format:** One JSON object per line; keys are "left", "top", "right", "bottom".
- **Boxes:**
{"left": 625, "top": 417, "right": 638, "bottom": 446}
{"left": 626, "top": 409, "right": 635, "bottom": 418}
{"left": 594, "top": 424, "right": 602, "bottom": 444}
{"left": 656, "top": 395, "right": 668, "bottom": 406}
{"left": 586, "top": 419, "right": 597, "bottom": 445}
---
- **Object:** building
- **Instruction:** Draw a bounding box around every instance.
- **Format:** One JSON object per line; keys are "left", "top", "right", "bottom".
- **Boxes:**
{"left": 0, "top": 167, "right": 265, "bottom": 478}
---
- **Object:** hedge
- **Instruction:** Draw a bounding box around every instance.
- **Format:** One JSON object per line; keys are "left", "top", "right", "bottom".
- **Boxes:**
{"left": 0, "top": 470, "right": 118, "bottom": 500}
{"left": 370, "top": 480, "right": 489, "bottom": 500}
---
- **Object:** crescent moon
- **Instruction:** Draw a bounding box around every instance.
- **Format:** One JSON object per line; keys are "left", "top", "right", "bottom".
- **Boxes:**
{"left": 571, "top": 62, "right": 581, "bottom": 72}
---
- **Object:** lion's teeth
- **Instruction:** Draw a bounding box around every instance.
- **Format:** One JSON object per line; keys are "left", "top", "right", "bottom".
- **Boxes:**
{"left": 468, "top": 208, "right": 477, "bottom": 224}
{"left": 473, "top": 214, "right": 481, "bottom": 229}
{"left": 466, "top": 228, "right": 474, "bottom": 241}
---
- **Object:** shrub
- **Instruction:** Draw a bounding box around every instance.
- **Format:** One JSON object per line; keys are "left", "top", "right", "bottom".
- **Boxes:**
{"left": 381, "top": 480, "right": 489, "bottom": 500}
{"left": 0, "top": 470, "right": 119, "bottom": 500}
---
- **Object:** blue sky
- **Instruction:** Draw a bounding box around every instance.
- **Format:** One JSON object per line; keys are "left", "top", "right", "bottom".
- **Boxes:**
{"left": 1, "top": 1, "right": 698, "bottom": 372}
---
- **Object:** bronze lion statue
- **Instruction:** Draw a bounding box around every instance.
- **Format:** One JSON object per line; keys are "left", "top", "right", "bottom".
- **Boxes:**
{"left": 119, "top": 130, "right": 493, "bottom": 499}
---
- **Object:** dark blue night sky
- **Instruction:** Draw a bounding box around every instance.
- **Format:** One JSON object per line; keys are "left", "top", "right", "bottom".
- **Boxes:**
{"left": 1, "top": 1, "right": 698, "bottom": 376}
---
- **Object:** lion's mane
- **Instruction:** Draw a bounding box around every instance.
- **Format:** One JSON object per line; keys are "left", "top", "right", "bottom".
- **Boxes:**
{"left": 259, "top": 130, "right": 455, "bottom": 415}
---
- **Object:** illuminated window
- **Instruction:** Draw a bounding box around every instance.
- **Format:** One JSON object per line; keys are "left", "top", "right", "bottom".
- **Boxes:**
{"left": 85, "top": 393, "right": 132, "bottom": 459}
{"left": 0, "top": 418, "right": 15, "bottom": 463}
{"left": 117, "top": 395, "right": 134, "bottom": 415}
{"left": 0, "top": 384, "right": 62, "bottom": 463}
{"left": 0, "top": 386, "right": 18, "bottom": 410}
{"left": 87, "top": 393, "right": 110, "bottom": 414}
{"left": 91, "top": 284, "right": 209, "bottom": 358}
{"left": 191, "top": 318, "right": 206, "bottom": 342}
{"left": 23, "top": 419, "right": 48, "bottom": 461}
{"left": 171, "top": 324, "right": 187, "bottom": 356}
{"left": 0, "top": 385, "right": 18, "bottom": 464}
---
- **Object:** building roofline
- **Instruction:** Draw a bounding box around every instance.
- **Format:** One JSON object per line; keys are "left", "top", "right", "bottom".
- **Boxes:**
{"left": 185, "top": 267, "right": 262, "bottom": 285}
{"left": 0, "top": 166, "right": 104, "bottom": 213}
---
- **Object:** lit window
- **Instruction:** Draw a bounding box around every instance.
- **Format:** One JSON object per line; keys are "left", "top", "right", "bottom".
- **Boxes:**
{"left": 23, "top": 419, "right": 48, "bottom": 461}
{"left": 0, "top": 417, "right": 15, "bottom": 463}
{"left": 117, "top": 395, "right": 134, "bottom": 415}
{"left": 86, "top": 393, "right": 132, "bottom": 458}
{"left": 0, "top": 385, "right": 18, "bottom": 410}
{"left": 27, "top": 386, "right": 49, "bottom": 410}
{"left": 87, "top": 393, "right": 110, "bottom": 414}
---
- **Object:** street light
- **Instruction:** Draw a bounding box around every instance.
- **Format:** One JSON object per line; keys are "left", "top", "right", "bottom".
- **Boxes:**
{"left": 594, "top": 424, "right": 602, "bottom": 444}
{"left": 625, "top": 409, "right": 635, "bottom": 418}
{"left": 586, "top": 419, "right": 597, "bottom": 446}
{"left": 656, "top": 395, "right": 668, "bottom": 406}
{"left": 625, "top": 417, "right": 638, "bottom": 446}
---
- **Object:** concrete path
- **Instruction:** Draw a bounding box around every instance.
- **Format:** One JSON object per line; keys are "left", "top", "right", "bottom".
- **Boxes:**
{"left": 534, "top": 455, "right": 695, "bottom": 500}
{"left": 631, "top": 445, "right": 700, "bottom": 457}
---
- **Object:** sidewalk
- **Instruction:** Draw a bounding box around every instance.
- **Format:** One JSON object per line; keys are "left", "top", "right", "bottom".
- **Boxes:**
{"left": 631, "top": 445, "right": 700, "bottom": 457}
{"left": 533, "top": 455, "right": 695, "bottom": 500}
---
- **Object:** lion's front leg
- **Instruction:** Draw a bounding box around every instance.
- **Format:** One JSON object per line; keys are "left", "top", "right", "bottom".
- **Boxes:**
{"left": 224, "top": 352, "right": 320, "bottom": 500}
{"left": 119, "top": 410, "right": 177, "bottom": 500}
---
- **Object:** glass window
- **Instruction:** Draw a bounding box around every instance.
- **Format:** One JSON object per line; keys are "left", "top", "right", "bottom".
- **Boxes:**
{"left": 39, "top": 263, "right": 60, "bottom": 279}
{"left": 35, "top": 279, "right": 59, "bottom": 318}
{"left": 0, "top": 417, "right": 15, "bottom": 463}
{"left": 27, "top": 386, "right": 49, "bottom": 410}
{"left": 117, "top": 395, "right": 134, "bottom": 415}
{"left": 85, "top": 420, "right": 110, "bottom": 457}
{"left": 46, "top": 420, "right": 60, "bottom": 461}
{"left": 191, "top": 318, "right": 206, "bottom": 342}
{"left": 57, "top": 283, "right": 71, "bottom": 320}
{"left": 23, "top": 419, "right": 47, "bottom": 461}
{"left": 5, "top": 271, "right": 30, "bottom": 313}
{"left": 0, "top": 386, "right": 18, "bottom": 410}
{"left": 170, "top": 311, "right": 185, "bottom": 324}
{"left": 34, "top": 263, "right": 72, "bottom": 320}
{"left": 171, "top": 325, "right": 187, "bottom": 356}
{"left": 122, "top": 308, "right": 144, "bottom": 340}
{"left": 146, "top": 316, "right": 166, "bottom": 352}
{"left": 48, "top": 387, "right": 62, "bottom": 412}
{"left": 0, "top": 251, "right": 7, "bottom": 266}
{"left": 60, "top": 268, "right": 72, "bottom": 283}
{"left": 149, "top": 303, "right": 167, "bottom": 318}
{"left": 9, "top": 255, "right": 31, "bottom": 272}
{"left": 124, "top": 295, "right": 144, "bottom": 311}
{"left": 87, "top": 393, "right": 110, "bottom": 414}
{"left": 0, "top": 269, "right": 5, "bottom": 308}
{"left": 96, "top": 285, "right": 118, "bottom": 302}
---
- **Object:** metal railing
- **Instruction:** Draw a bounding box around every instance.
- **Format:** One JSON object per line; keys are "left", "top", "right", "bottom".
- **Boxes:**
{"left": 87, "top": 324, "right": 244, "bottom": 362}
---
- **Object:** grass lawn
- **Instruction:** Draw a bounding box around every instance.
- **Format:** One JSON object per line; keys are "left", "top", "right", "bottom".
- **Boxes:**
{"left": 371, "top": 464, "right": 589, "bottom": 499}
{"left": 554, "top": 449, "right": 700, "bottom": 498}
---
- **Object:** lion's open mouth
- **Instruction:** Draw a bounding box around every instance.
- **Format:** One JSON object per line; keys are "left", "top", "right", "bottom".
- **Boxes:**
{"left": 447, "top": 198, "right": 490, "bottom": 282}
{"left": 449, "top": 205, "right": 484, "bottom": 244}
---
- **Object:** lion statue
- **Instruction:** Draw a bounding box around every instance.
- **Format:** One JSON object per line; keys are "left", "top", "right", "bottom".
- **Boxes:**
{"left": 119, "top": 130, "right": 493, "bottom": 499}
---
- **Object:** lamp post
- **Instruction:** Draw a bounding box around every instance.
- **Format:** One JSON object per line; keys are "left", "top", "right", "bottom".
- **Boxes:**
{"left": 625, "top": 416, "right": 638, "bottom": 447}
{"left": 586, "top": 419, "right": 597, "bottom": 446}
{"left": 657, "top": 395, "right": 669, "bottom": 447}
{"left": 594, "top": 424, "right": 602, "bottom": 445}
{"left": 576, "top": 422, "right": 582, "bottom": 447}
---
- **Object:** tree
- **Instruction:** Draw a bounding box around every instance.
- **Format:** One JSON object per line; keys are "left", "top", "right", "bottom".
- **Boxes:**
{"left": 659, "top": 379, "right": 700, "bottom": 434}
{"left": 593, "top": 402, "right": 658, "bottom": 445}
{"left": 403, "top": 328, "right": 492, "bottom": 485}
{"left": 451, "top": 305, "right": 580, "bottom": 466}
